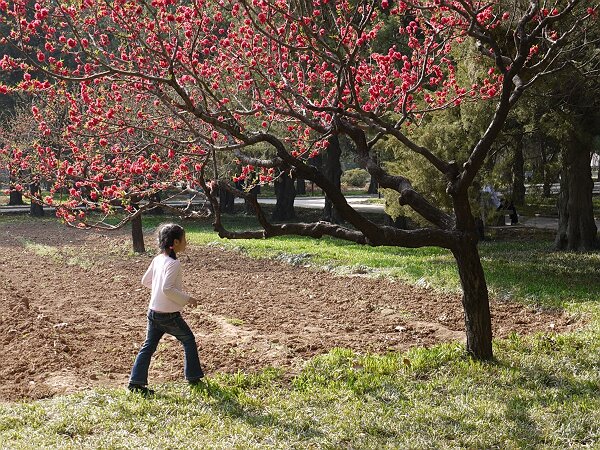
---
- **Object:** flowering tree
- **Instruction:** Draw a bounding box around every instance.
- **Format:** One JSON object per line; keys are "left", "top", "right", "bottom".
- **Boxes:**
{"left": 0, "top": 0, "right": 597, "bottom": 359}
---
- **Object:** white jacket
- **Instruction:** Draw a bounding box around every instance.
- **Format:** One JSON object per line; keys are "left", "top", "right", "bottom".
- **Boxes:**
{"left": 142, "top": 254, "right": 191, "bottom": 312}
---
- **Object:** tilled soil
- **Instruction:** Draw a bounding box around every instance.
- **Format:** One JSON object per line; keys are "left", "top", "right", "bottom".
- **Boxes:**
{"left": 0, "top": 220, "right": 577, "bottom": 401}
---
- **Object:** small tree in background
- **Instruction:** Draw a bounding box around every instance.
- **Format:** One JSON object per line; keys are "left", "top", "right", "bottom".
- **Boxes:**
{"left": 1, "top": 0, "right": 598, "bottom": 359}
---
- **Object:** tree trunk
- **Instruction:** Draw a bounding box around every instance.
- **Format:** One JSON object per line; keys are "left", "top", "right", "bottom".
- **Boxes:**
{"left": 452, "top": 240, "right": 493, "bottom": 360}
{"left": 542, "top": 176, "right": 553, "bottom": 197}
{"left": 9, "top": 190, "right": 24, "bottom": 205}
{"left": 29, "top": 182, "right": 44, "bottom": 217}
{"left": 219, "top": 186, "right": 235, "bottom": 214}
{"left": 322, "top": 136, "right": 343, "bottom": 224}
{"left": 245, "top": 184, "right": 260, "bottom": 215}
{"left": 131, "top": 206, "right": 145, "bottom": 253}
{"left": 367, "top": 152, "right": 379, "bottom": 194}
{"left": 512, "top": 134, "right": 526, "bottom": 206}
{"left": 29, "top": 201, "right": 44, "bottom": 217}
{"left": 244, "top": 194, "right": 256, "bottom": 215}
{"left": 367, "top": 176, "right": 379, "bottom": 194}
{"left": 8, "top": 174, "right": 25, "bottom": 205}
{"left": 296, "top": 178, "right": 306, "bottom": 195}
{"left": 555, "top": 137, "right": 598, "bottom": 251}
{"left": 272, "top": 172, "right": 296, "bottom": 221}
{"left": 539, "top": 141, "right": 553, "bottom": 197}
{"left": 451, "top": 194, "right": 493, "bottom": 360}
{"left": 383, "top": 214, "right": 408, "bottom": 229}
{"left": 149, "top": 192, "right": 163, "bottom": 215}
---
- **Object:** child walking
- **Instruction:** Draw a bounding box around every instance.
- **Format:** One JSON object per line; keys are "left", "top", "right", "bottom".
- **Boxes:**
{"left": 128, "top": 223, "right": 204, "bottom": 395}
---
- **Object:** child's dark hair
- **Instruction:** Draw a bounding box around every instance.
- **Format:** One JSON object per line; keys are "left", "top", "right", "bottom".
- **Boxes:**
{"left": 157, "top": 223, "right": 185, "bottom": 260}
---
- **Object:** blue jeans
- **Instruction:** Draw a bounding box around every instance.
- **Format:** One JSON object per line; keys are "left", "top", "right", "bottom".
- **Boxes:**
{"left": 129, "top": 310, "right": 204, "bottom": 386}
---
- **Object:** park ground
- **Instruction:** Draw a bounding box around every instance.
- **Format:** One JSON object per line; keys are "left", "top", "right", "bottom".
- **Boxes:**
{"left": 0, "top": 218, "right": 576, "bottom": 402}
{"left": 1, "top": 214, "right": 599, "bottom": 448}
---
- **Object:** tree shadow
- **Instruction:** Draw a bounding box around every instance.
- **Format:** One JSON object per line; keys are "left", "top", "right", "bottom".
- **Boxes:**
{"left": 490, "top": 360, "right": 598, "bottom": 448}
{"left": 185, "top": 379, "right": 324, "bottom": 440}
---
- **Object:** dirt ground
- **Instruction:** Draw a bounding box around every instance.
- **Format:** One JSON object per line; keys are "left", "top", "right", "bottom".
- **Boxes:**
{"left": 0, "top": 219, "right": 579, "bottom": 402}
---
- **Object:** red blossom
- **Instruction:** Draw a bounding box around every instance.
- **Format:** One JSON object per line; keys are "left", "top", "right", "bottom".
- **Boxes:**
{"left": 0, "top": 0, "right": 594, "bottom": 230}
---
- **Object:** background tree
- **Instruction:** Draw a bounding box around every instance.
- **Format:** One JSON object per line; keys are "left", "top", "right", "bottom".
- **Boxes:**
{"left": 0, "top": 104, "right": 49, "bottom": 212}
{"left": 554, "top": 84, "right": 600, "bottom": 250}
{"left": 1, "top": 0, "right": 598, "bottom": 360}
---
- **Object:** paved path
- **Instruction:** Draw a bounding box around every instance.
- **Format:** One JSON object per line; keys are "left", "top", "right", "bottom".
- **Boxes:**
{"left": 519, "top": 215, "right": 600, "bottom": 231}
{"left": 257, "top": 195, "right": 385, "bottom": 214}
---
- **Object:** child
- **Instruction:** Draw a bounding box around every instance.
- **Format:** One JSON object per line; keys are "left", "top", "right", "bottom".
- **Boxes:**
{"left": 128, "top": 223, "right": 204, "bottom": 395}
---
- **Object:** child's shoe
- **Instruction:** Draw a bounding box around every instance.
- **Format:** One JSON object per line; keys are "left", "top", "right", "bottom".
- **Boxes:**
{"left": 189, "top": 378, "right": 209, "bottom": 392}
{"left": 127, "top": 384, "right": 155, "bottom": 397}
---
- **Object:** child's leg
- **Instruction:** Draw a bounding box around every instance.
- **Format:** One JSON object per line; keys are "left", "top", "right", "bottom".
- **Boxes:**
{"left": 129, "top": 315, "right": 165, "bottom": 387}
{"left": 164, "top": 314, "right": 204, "bottom": 382}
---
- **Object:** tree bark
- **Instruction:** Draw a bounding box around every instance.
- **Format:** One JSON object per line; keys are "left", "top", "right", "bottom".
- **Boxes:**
{"left": 8, "top": 174, "right": 25, "bottom": 205}
{"left": 149, "top": 192, "right": 163, "bottom": 215}
{"left": 367, "top": 176, "right": 379, "bottom": 194}
{"left": 131, "top": 205, "right": 145, "bottom": 253}
{"left": 512, "top": 133, "right": 526, "bottom": 206}
{"left": 8, "top": 189, "right": 24, "bottom": 205}
{"left": 245, "top": 184, "right": 260, "bottom": 215}
{"left": 452, "top": 240, "right": 493, "bottom": 360}
{"left": 29, "top": 182, "right": 44, "bottom": 217}
{"left": 219, "top": 185, "right": 236, "bottom": 214}
{"left": 272, "top": 171, "right": 296, "bottom": 221}
{"left": 451, "top": 190, "right": 493, "bottom": 360}
{"left": 296, "top": 178, "right": 306, "bottom": 195}
{"left": 540, "top": 141, "right": 553, "bottom": 198}
{"left": 555, "top": 136, "right": 598, "bottom": 251}
{"left": 367, "top": 152, "right": 379, "bottom": 194}
{"left": 322, "top": 136, "right": 343, "bottom": 224}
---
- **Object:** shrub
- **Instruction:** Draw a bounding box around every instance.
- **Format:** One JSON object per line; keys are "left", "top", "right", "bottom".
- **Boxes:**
{"left": 341, "top": 168, "right": 370, "bottom": 187}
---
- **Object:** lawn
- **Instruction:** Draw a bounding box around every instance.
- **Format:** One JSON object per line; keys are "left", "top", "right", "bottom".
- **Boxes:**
{"left": 153, "top": 215, "right": 599, "bottom": 310}
{"left": 1, "top": 213, "right": 599, "bottom": 448}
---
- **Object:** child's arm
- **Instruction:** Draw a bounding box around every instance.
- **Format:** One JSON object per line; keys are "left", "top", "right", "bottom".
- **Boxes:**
{"left": 141, "top": 260, "right": 154, "bottom": 288}
{"left": 162, "top": 261, "right": 192, "bottom": 306}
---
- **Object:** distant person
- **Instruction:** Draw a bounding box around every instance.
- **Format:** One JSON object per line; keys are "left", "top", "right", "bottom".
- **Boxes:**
{"left": 128, "top": 223, "right": 204, "bottom": 396}
{"left": 497, "top": 199, "right": 519, "bottom": 225}
{"left": 483, "top": 184, "right": 501, "bottom": 209}
{"left": 480, "top": 184, "right": 501, "bottom": 226}
{"left": 507, "top": 200, "right": 519, "bottom": 225}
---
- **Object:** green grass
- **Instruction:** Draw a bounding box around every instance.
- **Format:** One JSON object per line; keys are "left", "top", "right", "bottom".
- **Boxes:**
{"left": 2, "top": 214, "right": 600, "bottom": 448}
{"left": 479, "top": 240, "right": 600, "bottom": 310}
{"left": 519, "top": 194, "right": 600, "bottom": 218}
{"left": 1, "top": 335, "right": 599, "bottom": 449}
{"left": 15, "top": 236, "right": 96, "bottom": 270}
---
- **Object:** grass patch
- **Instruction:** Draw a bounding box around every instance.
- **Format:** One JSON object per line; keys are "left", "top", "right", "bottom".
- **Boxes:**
{"left": 17, "top": 238, "right": 61, "bottom": 259}
{"left": 225, "top": 318, "right": 245, "bottom": 326}
{"left": 519, "top": 194, "right": 600, "bottom": 218}
{"left": 15, "top": 234, "right": 96, "bottom": 270}
{"left": 1, "top": 335, "right": 599, "bottom": 448}
{"left": 479, "top": 239, "right": 600, "bottom": 310}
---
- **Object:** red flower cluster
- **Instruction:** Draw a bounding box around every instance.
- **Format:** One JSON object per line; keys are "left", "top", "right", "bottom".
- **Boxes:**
{"left": 0, "top": 0, "right": 595, "bottom": 225}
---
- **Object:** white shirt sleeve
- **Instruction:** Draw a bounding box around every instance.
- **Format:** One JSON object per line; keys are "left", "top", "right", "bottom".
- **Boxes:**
{"left": 162, "top": 260, "right": 191, "bottom": 306}
{"left": 141, "top": 259, "right": 153, "bottom": 288}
